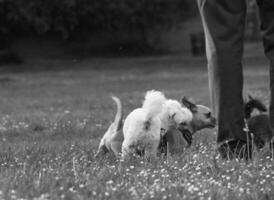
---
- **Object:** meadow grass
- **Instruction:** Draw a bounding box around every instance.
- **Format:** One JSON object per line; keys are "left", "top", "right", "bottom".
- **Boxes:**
{"left": 0, "top": 55, "right": 273, "bottom": 200}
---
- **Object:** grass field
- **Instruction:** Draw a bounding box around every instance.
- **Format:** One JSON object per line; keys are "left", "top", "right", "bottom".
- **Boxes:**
{"left": 0, "top": 54, "right": 273, "bottom": 200}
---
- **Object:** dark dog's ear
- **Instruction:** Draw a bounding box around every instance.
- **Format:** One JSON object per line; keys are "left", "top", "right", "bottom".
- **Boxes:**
{"left": 182, "top": 97, "right": 197, "bottom": 112}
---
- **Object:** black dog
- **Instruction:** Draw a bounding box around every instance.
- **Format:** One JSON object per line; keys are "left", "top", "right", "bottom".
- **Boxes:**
{"left": 244, "top": 95, "right": 273, "bottom": 149}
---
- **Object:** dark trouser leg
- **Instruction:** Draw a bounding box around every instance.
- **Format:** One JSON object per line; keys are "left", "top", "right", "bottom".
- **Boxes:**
{"left": 197, "top": 0, "right": 247, "bottom": 144}
{"left": 256, "top": 0, "right": 274, "bottom": 131}
{"left": 271, "top": 62, "right": 274, "bottom": 131}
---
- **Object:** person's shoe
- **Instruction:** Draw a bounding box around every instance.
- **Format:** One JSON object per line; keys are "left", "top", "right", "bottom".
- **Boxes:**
{"left": 218, "top": 139, "right": 252, "bottom": 160}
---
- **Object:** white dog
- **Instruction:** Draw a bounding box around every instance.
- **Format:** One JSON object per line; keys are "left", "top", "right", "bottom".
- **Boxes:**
{"left": 96, "top": 96, "right": 124, "bottom": 158}
{"left": 122, "top": 90, "right": 166, "bottom": 160}
{"left": 122, "top": 90, "right": 193, "bottom": 160}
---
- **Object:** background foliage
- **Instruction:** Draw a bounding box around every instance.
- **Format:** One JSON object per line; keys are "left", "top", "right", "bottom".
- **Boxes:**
{"left": 0, "top": 0, "right": 194, "bottom": 41}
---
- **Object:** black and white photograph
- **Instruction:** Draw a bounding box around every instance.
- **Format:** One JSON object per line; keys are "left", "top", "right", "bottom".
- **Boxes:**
{"left": 0, "top": 0, "right": 273, "bottom": 199}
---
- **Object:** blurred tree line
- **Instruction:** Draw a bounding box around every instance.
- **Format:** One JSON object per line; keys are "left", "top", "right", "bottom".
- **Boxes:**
{"left": 0, "top": 0, "right": 195, "bottom": 42}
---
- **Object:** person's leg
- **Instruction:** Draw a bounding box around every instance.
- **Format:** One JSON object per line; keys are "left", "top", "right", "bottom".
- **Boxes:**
{"left": 197, "top": 0, "right": 248, "bottom": 157}
{"left": 256, "top": 0, "right": 274, "bottom": 131}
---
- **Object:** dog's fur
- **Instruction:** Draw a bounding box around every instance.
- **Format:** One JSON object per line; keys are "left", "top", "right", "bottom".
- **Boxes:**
{"left": 122, "top": 91, "right": 193, "bottom": 160}
{"left": 244, "top": 95, "right": 273, "bottom": 149}
{"left": 180, "top": 97, "right": 216, "bottom": 133}
{"left": 159, "top": 99, "right": 193, "bottom": 134}
{"left": 159, "top": 97, "right": 216, "bottom": 155}
{"left": 122, "top": 90, "right": 166, "bottom": 160}
{"left": 95, "top": 96, "right": 124, "bottom": 158}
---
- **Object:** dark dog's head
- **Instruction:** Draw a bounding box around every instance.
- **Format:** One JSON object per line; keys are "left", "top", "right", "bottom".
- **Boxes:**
{"left": 244, "top": 94, "right": 267, "bottom": 119}
{"left": 178, "top": 97, "right": 216, "bottom": 133}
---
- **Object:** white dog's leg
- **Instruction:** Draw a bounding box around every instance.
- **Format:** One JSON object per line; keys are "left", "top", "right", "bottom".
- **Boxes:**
{"left": 145, "top": 143, "right": 158, "bottom": 161}
{"left": 111, "top": 140, "right": 123, "bottom": 157}
{"left": 121, "top": 140, "right": 133, "bottom": 160}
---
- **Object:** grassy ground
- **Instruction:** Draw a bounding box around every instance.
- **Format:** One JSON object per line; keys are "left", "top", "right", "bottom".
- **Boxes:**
{"left": 0, "top": 54, "right": 273, "bottom": 200}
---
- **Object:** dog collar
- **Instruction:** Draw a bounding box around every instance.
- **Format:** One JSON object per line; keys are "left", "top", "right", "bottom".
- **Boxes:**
{"left": 181, "top": 129, "right": 192, "bottom": 146}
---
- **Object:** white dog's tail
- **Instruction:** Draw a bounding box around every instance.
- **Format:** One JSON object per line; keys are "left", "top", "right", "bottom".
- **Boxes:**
{"left": 111, "top": 96, "right": 123, "bottom": 131}
{"left": 142, "top": 90, "right": 166, "bottom": 121}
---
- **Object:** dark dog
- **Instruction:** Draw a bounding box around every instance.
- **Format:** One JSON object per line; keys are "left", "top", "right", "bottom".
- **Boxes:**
{"left": 244, "top": 95, "right": 273, "bottom": 149}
